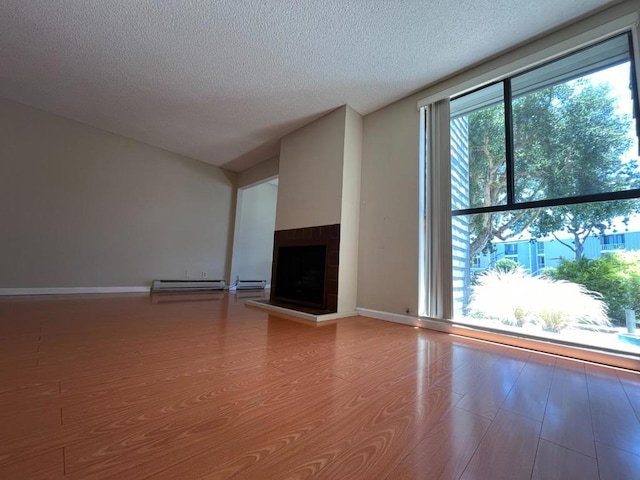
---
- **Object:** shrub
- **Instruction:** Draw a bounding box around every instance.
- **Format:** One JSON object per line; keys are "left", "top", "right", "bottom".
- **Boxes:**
{"left": 545, "top": 252, "right": 640, "bottom": 325}
{"left": 539, "top": 309, "right": 568, "bottom": 333}
{"left": 495, "top": 258, "right": 519, "bottom": 273}
{"left": 468, "top": 267, "right": 610, "bottom": 332}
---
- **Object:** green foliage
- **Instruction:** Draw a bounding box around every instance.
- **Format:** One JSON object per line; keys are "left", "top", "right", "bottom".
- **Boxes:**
{"left": 539, "top": 309, "right": 569, "bottom": 333}
{"left": 495, "top": 258, "right": 518, "bottom": 273}
{"left": 464, "top": 79, "right": 636, "bottom": 260}
{"left": 545, "top": 252, "right": 640, "bottom": 324}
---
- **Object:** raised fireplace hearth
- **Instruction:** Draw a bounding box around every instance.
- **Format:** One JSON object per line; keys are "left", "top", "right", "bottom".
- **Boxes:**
{"left": 270, "top": 224, "right": 339, "bottom": 313}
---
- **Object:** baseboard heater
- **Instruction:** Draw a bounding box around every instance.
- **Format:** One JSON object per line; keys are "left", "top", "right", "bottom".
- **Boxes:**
{"left": 234, "top": 280, "right": 267, "bottom": 290}
{"left": 151, "top": 280, "right": 226, "bottom": 292}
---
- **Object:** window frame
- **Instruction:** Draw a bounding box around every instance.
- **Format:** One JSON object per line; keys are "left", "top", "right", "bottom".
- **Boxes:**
{"left": 536, "top": 241, "right": 545, "bottom": 269}
{"left": 504, "top": 243, "right": 518, "bottom": 256}
{"left": 450, "top": 31, "right": 640, "bottom": 218}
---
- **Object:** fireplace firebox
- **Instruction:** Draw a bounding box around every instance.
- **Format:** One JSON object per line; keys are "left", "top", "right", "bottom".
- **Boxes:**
{"left": 270, "top": 224, "right": 339, "bottom": 312}
{"left": 273, "top": 245, "right": 326, "bottom": 308}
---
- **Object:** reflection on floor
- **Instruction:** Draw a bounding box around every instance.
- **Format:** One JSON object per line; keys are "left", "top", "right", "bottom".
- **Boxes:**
{"left": 457, "top": 315, "right": 640, "bottom": 356}
{"left": 0, "top": 292, "right": 638, "bottom": 479}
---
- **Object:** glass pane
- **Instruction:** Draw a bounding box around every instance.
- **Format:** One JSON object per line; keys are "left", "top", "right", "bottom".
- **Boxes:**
{"left": 451, "top": 199, "right": 640, "bottom": 355}
{"left": 511, "top": 35, "right": 639, "bottom": 203}
{"left": 451, "top": 83, "right": 506, "bottom": 210}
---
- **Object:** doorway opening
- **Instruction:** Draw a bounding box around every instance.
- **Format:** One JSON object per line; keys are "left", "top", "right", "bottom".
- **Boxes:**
{"left": 230, "top": 177, "right": 278, "bottom": 292}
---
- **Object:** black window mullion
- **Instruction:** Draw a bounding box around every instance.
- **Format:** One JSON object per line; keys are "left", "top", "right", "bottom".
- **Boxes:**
{"left": 452, "top": 187, "right": 640, "bottom": 217}
{"left": 504, "top": 79, "right": 515, "bottom": 205}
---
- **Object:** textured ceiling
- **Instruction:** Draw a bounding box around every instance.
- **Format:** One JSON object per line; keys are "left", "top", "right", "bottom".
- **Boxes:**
{"left": 0, "top": 0, "right": 614, "bottom": 172}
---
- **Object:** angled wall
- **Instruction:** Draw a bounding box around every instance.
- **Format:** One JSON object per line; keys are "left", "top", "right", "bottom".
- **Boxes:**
{"left": 0, "top": 98, "right": 235, "bottom": 289}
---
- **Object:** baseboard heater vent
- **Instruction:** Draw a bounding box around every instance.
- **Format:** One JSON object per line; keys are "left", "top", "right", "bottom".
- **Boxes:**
{"left": 151, "top": 280, "right": 226, "bottom": 292}
{"left": 234, "top": 280, "right": 267, "bottom": 290}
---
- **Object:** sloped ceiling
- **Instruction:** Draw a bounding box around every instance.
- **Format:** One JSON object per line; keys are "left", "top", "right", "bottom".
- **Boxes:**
{"left": 0, "top": 0, "right": 614, "bottom": 172}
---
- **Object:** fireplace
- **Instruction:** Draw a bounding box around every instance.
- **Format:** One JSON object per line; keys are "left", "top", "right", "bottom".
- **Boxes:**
{"left": 270, "top": 224, "right": 339, "bottom": 312}
{"left": 273, "top": 245, "right": 326, "bottom": 308}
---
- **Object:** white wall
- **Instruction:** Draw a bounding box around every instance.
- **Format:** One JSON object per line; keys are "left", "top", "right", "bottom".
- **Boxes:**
{"left": 0, "top": 98, "right": 235, "bottom": 288}
{"left": 230, "top": 182, "right": 278, "bottom": 284}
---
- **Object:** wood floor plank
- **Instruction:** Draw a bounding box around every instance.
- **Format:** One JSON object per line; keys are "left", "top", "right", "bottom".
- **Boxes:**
{"left": 0, "top": 293, "right": 638, "bottom": 480}
{"left": 227, "top": 386, "right": 462, "bottom": 480}
{"left": 58, "top": 344, "right": 272, "bottom": 393}
{"left": 0, "top": 351, "right": 39, "bottom": 368}
{"left": 501, "top": 354, "right": 555, "bottom": 422}
{"left": 385, "top": 406, "right": 491, "bottom": 480}
{"left": 532, "top": 439, "right": 599, "bottom": 480}
{"left": 0, "top": 408, "right": 62, "bottom": 442}
{"left": 455, "top": 351, "right": 529, "bottom": 420}
{"left": 63, "top": 368, "right": 349, "bottom": 475}
{"left": 61, "top": 364, "right": 285, "bottom": 426}
{"left": 373, "top": 338, "right": 455, "bottom": 376}
{"left": 432, "top": 346, "right": 508, "bottom": 396}
{"left": 541, "top": 362, "right": 596, "bottom": 457}
{"left": 302, "top": 386, "right": 462, "bottom": 480}
{"left": 0, "top": 378, "right": 58, "bottom": 396}
{"left": 0, "top": 448, "right": 64, "bottom": 480}
{"left": 115, "top": 368, "right": 414, "bottom": 480}
{"left": 586, "top": 364, "right": 640, "bottom": 457}
{"left": 617, "top": 369, "right": 640, "bottom": 421}
{"left": 460, "top": 409, "right": 541, "bottom": 480}
{"left": 596, "top": 442, "right": 640, "bottom": 480}
{"left": 0, "top": 381, "right": 60, "bottom": 408}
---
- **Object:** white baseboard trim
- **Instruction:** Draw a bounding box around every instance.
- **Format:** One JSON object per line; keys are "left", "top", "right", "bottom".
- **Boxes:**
{"left": 229, "top": 284, "right": 270, "bottom": 291}
{"left": 0, "top": 286, "right": 151, "bottom": 296}
{"left": 356, "top": 307, "right": 453, "bottom": 333}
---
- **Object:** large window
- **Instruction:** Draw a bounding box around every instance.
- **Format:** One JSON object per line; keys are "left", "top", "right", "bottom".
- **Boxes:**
{"left": 446, "top": 31, "right": 640, "bottom": 355}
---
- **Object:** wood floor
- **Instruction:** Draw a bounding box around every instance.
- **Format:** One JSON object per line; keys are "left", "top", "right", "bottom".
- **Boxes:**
{"left": 1, "top": 292, "right": 639, "bottom": 479}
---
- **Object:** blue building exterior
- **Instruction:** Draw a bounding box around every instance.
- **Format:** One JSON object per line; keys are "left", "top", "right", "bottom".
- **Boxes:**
{"left": 471, "top": 231, "right": 640, "bottom": 275}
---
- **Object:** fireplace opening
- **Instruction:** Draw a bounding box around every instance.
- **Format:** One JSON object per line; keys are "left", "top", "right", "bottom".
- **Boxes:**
{"left": 273, "top": 245, "right": 327, "bottom": 309}
{"left": 269, "top": 224, "right": 339, "bottom": 313}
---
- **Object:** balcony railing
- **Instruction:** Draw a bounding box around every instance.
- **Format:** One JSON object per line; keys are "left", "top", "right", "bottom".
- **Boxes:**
{"left": 601, "top": 243, "right": 625, "bottom": 251}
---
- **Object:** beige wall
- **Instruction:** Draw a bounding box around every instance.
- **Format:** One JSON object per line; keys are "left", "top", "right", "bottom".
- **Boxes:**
{"left": 358, "top": 95, "right": 422, "bottom": 315}
{"left": 237, "top": 156, "right": 279, "bottom": 188}
{"left": 337, "top": 106, "right": 362, "bottom": 312}
{"left": 230, "top": 182, "right": 278, "bottom": 284}
{"left": 0, "top": 98, "right": 235, "bottom": 288}
{"left": 276, "top": 107, "right": 346, "bottom": 231}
